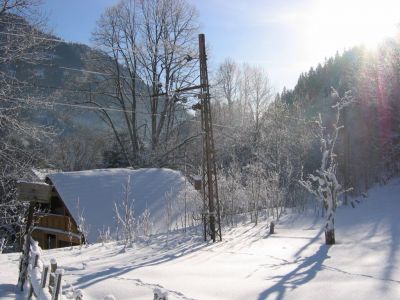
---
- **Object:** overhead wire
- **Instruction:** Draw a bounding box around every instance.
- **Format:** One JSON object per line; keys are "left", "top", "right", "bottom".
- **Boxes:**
{"left": 23, "top": 82, "right": 203, "bottom": 109}
{"left": 0, "top": 28, "right": 250, "bottom": 132}
{"left": 5, "top": 94, "right": 248, "bottom": 131}
{"left": 5, "top": 95, "right": 193, "bottom": 116}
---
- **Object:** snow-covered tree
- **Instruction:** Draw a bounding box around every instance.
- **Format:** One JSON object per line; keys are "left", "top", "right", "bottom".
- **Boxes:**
{"left": 114, "top": 176, "right": 135, "bottom": 248}
{"left": 266, "top": 171, "right": 285, "bottom": 221}
{"left": 245, "top": 162, "right": 268, "bottom": 225}
{"left": 0, "top": 0, "right": 54, "bottom": 251}
{"left": 299, "top": 90, "right": 353, "bottom": 245}
{"left": 217, "top": 159, "right": 243, "bottom": 227}
{"left": 76, "top": 198, "right": 90, "bottom": 247}
{"left": 137, "top": 205, "right": 152, "bottom": 238}
{"left": 164, "top": 188, "right": 174, "bottom": 243}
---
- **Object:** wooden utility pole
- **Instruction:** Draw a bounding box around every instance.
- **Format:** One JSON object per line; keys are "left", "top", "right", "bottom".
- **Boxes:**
{"left": 198, "top": 33, "right": 222, "bottom": 242}
{"left": 151, "top": 34, "right": 222, "bottom": 242}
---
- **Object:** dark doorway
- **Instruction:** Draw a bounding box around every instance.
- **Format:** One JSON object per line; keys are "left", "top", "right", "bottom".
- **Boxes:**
{"left": 47, "top": 234, "right": 56, "bottom": 249}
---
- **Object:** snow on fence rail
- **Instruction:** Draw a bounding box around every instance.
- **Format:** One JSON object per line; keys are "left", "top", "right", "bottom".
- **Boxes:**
{"left": 17, "top": 237, "right": 83, "bottom": 300}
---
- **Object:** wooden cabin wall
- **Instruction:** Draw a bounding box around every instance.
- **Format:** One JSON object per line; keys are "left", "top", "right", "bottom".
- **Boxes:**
{"left": 32, "top": 181, "right": 82, "bottom": 249}
{"left": 32, "top": 229, "right": 81, "bottom": 249}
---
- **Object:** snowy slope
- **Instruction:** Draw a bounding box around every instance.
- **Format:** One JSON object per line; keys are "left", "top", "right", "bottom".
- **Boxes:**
{"left": 1, "top": 179, "right": 399, "bottom": 299}
{"left": 48, "top": 168, "right": 196, "bottom": 242}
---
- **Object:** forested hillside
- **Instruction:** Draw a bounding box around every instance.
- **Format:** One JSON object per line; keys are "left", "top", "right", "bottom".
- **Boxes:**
{"left": 280, "top": 41, "right": 400, "bottom": 195}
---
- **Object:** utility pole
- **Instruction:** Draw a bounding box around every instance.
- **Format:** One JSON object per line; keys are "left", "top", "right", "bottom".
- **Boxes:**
{"left": 151, "top": 33, "right": 222, "bottom": 242}
{"left": 198, "top": 33, "right": 222, "bottom": 242}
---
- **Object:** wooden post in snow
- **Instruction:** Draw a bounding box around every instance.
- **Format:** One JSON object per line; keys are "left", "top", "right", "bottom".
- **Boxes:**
{"left": 16, "top": 181, "right": 51, "bottom": 291}
{"left": 269, "top": 221, "right": 275, "bottom": 234}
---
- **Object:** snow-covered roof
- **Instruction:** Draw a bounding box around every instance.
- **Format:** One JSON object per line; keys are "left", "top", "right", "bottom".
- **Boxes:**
{"left": 47, "top": 168, "right": 193, "bottom": 243}
{"left": 32, "top": 168, "right": 61, "bottom": 181}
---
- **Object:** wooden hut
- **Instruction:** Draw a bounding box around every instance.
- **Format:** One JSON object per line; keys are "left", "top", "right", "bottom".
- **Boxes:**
{"left": 31, "top": 183, "right": 82, "bottom": 249}
{"left": 29, "top": 168, "right": 195, "bottom": 249}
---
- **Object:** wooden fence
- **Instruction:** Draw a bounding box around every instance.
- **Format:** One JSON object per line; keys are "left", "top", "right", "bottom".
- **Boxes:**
{"left": 17, "top": 236, "right": 83, "bottom": 300}
{"left": 17, "top": 237, "right": 169, "bottom": 300}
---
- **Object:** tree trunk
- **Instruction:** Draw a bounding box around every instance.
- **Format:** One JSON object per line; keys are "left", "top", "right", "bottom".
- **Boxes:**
{"left": 325, "top": 228, "right": 335, "bottom": 245}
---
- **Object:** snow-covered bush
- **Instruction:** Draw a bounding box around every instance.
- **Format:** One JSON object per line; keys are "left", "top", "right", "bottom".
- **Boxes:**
{"left": 98, "top": 226, "right": 112, "bottom": 245}
{"left": 136, "top": 205, "right": 152, "bottom": 240}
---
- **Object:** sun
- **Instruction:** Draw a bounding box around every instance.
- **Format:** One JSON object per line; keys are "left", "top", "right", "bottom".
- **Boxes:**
{"left": 303, "top": 0, "right": 400, "bottom": 60}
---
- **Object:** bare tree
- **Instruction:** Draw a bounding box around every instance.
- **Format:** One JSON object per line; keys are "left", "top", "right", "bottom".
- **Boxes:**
{"left": 91, "top": 1, "right": 142, "bottom": 165}
{"left": 215, "top": 58, "right": 239, "bottom": 117}
{"left": 244, "top": 65, "right": 273, "bottom": 143}
{"left": 91, "top": 0, "right": 199, "bottom": 166}
{"left": 50, "top": 126, "right": 107, "bottom": 171}
{"left": 0, "top": 0, "right": 54, "bottom": 251}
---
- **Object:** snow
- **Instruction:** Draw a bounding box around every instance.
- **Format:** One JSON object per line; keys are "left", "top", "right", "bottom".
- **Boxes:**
{"left": 1, "top": 178, "right": 400, "bottom": 299}
{"left": 32, "top": 168, "right": 61, "bottom": 181}
{"left": 47, "top": 168, "right": 194, "bottom": 242}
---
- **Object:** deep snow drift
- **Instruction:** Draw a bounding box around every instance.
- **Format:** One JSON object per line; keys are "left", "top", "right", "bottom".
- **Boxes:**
{"left": 0, "top": 179, "right": 399, "bottom": 299}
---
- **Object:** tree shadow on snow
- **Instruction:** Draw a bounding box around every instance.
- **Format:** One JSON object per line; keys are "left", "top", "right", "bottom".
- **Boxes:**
{"left": 257, "top": 244, "right": 330, "bottom": 300}
{"left": 382, "top": 213, "right": 400, "bottom": 290}
{"left": 293, "top": 228, "right": 324, "bottom": 258}
{"left": 0, "top": 283, "right": 19, "bottom": 298}
{"left": 73, "top": 236, "right": 208, "bottom": 290}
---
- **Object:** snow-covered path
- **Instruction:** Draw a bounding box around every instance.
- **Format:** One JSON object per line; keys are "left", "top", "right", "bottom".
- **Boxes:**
{"left": 1, "top": 179, "right": 400, "bottom": 299}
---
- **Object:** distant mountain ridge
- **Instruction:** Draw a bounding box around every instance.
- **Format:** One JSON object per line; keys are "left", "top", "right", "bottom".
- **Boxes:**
{"left": 0, "top": 14, "right": 149, "bottom": 133}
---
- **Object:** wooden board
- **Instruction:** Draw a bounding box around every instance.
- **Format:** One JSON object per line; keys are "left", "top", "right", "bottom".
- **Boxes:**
{"left": 17, "top": 182, "right": 52, "bottom": 203}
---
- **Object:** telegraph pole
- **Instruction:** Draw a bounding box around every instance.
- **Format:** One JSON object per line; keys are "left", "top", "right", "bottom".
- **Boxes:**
{"left": 151, "top": 33, "right": 222, "bottom": 242}
{"left": 198, "top": 33, "right": 222, "bottom": 242}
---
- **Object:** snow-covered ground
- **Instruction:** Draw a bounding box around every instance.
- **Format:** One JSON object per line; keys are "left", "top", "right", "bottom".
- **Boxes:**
{"left": 1, "top": 179, "right": 399, "bottom": 299}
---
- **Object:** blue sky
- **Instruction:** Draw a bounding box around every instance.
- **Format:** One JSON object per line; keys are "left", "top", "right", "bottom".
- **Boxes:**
{"left": 42, "top": 0, "right": 400, "bottom": 92}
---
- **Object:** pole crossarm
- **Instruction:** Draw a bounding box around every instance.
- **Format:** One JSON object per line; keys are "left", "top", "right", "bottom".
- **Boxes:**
{"left": 151, "top": 84, "right": 206, "bottom": 98}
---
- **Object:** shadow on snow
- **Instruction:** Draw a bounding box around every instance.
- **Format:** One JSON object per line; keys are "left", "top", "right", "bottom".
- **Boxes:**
{"left": 257, "top": 244, "right": 330, "bottom": 300}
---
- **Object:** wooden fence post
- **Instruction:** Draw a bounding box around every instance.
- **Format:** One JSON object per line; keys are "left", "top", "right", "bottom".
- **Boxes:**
{"left": 18, "top": 203, "right": 34, "bottom": 291}
{"left": 18, "top": 235, "right": 83, "bottom": 300}
{"left": 41, "top": 265, "right": 49, "bottom": 288}
{"left": 269, "top": 221, "right": 275, "bottom": 234}
{"left": 28, "top": 253, "right": 40, "bottom": 299}
{"left": 49, "top": 258, "right": 57, "bottom": 287}
{"left": 154, "top": 288, "right": 168, "bottom": 300}
{"left": 33, "top": 253, "right": 39, "bottom": 267}
{"left": 52, "top": 269, "right": 64, "bottom": 300}
{"left": 74, "top": 289, "right": 84, "bottom": 300}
